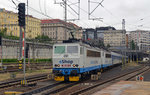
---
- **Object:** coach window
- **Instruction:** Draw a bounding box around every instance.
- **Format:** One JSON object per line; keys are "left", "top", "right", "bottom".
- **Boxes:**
{"left": 54, "top": 46, "right": 65, "bottom": 54}
{"left": 80, "top": 47, "right": 83, "bottom": 54}
{"left": 87, "top": 50, "right": 100, "bottom": 57}
{"left": 106, "top": 54, "right": 111, "bottom": 58}
{"left": 67, "top": 46, "right": 78, "bottom": 53}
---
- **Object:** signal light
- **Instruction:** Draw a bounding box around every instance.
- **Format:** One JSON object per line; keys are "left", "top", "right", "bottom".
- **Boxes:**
{"left": 58, "top": 64, "right": 60, "bottom": 67}
{"left": 18, "top": 3, "right": 25, "bottom": 26}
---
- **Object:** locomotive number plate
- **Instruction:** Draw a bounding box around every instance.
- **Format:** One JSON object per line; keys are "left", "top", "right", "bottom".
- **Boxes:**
{"left": 61, "top": 64, "right": 71, "bottom": 67}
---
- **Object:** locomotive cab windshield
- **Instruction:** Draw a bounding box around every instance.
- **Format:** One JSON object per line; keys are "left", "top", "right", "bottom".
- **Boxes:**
{"left": 53, "top": 43, "right": 80, "bottom": 70}
{"left": 54, "top": 44, "right": 79, "bottom": 56}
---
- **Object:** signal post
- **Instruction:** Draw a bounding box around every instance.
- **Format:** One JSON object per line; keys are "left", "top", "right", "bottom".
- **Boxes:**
{"left": 18, "top": 3, "right": 27, "bottom": 86}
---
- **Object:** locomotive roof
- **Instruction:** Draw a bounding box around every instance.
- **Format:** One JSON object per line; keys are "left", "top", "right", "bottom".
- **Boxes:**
{"left": 54, "top": 42, "right": 106, "bottom": 51}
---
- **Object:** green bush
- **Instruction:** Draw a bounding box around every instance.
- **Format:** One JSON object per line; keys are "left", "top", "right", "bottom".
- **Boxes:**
{"left": 1, "top": 59, "right": 18, "bottom": 62}
{"left": 0, "top": 58, "right": 52, "bottom": 63}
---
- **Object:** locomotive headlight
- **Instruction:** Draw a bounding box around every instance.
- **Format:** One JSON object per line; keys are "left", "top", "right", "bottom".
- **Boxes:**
{"left": 55, "top": 64, "right": 60, "bottom": 67}
{"left": 73, "top": 64, "right": 76, "bottom": 67}
{"left": 75, "top": 64, "right": 79, "bottom": 67}
{"left": 57, "top": 64, "right": 60, "bottom": 67}
{"left": 55, "top": 64, "right": 58, "bottom": 67}
{"left": 73, "top": 64, "right": 78, "bottom": 67}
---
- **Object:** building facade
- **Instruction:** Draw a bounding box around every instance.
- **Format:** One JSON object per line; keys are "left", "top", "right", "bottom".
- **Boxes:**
{"left": 104, "top": 30, "right": 126, "bottom": 48}
{"left": 83, "top": 27, "right": 116, "bottom": 41}
{"left": 129, "top": 30, "right": 150, "bottom": 51}
{"left": 96, "top": 27, "right": 116, "bottom": 41}
{"left": 0, "top": 8, "right": 41, "bottom": 38}
{"left": 83, "top": 28, "right": 96, "bottom": 40}
{"left": 41, "top": 19, "right": 82, "bottom": 42}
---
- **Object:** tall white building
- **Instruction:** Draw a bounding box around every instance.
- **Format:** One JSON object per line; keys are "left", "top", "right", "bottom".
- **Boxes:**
{"left": 129, "top": 30, "right": 150, "bottom": 51}
{"left": 104, "top": 30, "right": 126, "bottom": 49}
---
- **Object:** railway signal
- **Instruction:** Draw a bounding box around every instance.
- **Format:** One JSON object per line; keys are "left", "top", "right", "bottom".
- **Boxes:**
{"left": 18, "top": 3, "right": 25, "bottom": 26}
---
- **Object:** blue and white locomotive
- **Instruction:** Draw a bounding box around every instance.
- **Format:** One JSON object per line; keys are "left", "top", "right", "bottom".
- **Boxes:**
{"left": 52, "top": 42, "right": 127, "bottom": 81}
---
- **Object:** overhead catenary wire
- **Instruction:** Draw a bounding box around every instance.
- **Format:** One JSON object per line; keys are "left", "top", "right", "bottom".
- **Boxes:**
{"left": 39, "top": 0, "right": 43, "bottom": 13}
{"left": 9, "top": 0, "right": 87, "bottom": 28}
{"left": 11, "top": 0, "right": 117, "bottom": 29}
{"left": 66, "top": 7, "right": 90, "bottom": 27}
{"left": 13, "top": 0, "right": 109, "bottom": 27}
{"left": 67, "top": 0, "right": 111, "bottom": 26}
{"left": 15, "top": 0, "right": 53, "bottom": 19}
{"left": 44, "top": 0, "right": 47, "bottom": 15}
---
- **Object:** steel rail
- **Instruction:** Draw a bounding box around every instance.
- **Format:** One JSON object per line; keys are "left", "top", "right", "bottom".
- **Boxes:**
{"left": 0, "top": 73, "right": 50, "bottom": 89}
{"left": 70, "top": 66, "right": 149, "bottom": 95}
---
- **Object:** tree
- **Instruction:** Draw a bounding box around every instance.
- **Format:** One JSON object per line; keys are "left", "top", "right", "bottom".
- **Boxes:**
{"left": 107, "top": 44, "right": 111, "bottom": 48}
{"left": 35, "top": 34, "right": 52, "bottom": 43}
{"left": 10, "top": 31, "right": 13, "bottom": 36}
{"left": 130, "top": 40, "right": 135, "bottom": 50}
{"left": 0, "top": 28, "right": 7, "bottom": 36}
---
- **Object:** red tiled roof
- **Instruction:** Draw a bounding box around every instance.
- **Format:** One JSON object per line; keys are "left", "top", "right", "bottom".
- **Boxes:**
{"left": 68, "top": 22, "right": 80, "bottom": 28}
{"left": 41, "top": 19, "right": 66, "bottom": 24}
{"left": 41, "top": 19, "right": 82, "bottom": 29}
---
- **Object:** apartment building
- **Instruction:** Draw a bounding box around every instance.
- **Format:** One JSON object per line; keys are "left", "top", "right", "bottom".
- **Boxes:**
{"left": 129, "top": 30, "right": 150, "bottom": 51}
{"left": 83, "top": 27, "right": 116, "bottom": 41}
{"left": 41, "top": 19, "right": 82, "bottom": 41}
{"left": 0, "top": 8, "right": 41, "bottom": 38}
{"left": 104, "top": 30, "right": 126, "bottom": 48}
{"left": 96, "top": 27, "right": 116, "bottom": 40}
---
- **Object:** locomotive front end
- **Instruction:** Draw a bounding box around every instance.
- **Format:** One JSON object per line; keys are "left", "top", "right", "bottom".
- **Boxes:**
{"left": 53, "top": 43, "right": 81, "bottom": 81}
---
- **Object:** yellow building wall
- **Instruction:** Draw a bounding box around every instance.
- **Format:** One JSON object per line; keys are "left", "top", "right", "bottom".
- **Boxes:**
{"left": 0, "top": 8, "right": 41, "bottom": 38}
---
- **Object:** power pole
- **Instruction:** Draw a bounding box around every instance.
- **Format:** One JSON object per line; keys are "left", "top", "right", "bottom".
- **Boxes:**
{"left": 88, "top": 0, "right": 103, "bottom": 21}
{"left": 56, "top": 28, "right": 58, "bottom": 43}
{"left": 54, "top": 0, "right": 80, "bottom": 40}
{"left": 64, "top": 0, "right": 67, "bottom": 40}
{"left": 19, "top": 26, "right": 22, "bottom": 60}
{"left": 0, "top": 36, "right": 2, "bottom": 67}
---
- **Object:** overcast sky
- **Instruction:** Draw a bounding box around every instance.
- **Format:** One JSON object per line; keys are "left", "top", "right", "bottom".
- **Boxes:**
{"left": 1, "top": 0, "right": 150, "bottom": 31}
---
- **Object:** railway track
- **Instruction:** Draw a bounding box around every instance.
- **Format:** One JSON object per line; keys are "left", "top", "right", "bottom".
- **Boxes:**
{"left": 0, "top": 73, "right": 51, "bottom": 90}
{"left": 21, "top": 76, "right": 91, "bottom": 95}
{"left": 70, "top": 66, "right": 150, "bottom": 95}
{"left": 0, "top": 64, "right": 52, "bottom": 74}
{"left": 20, "top": 65, "right": 149, "bottom": 95}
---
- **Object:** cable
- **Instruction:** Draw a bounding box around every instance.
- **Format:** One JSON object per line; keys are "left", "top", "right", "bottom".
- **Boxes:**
{"left": 7, "top": 0, "right": 18, "bottom": 10}
{"left": 15, "top": 0, "right": 53, "bottom": 19}
{"left": 39, "top": 0, "right": 42, "bottom": 13}
{"left": 67, "top": 8, "right": 90, "bottom": 27}
{"left": 67, "top": 0, "right": 111, "bottom": 26}
{"left": 44, "top": 0, "right": 47, "bottom": 15}
{"left": 11, "top": 0, "right": 17, "bottom": 7}
{"left": 101, "top": 5, "right": 121, "bottom": 23}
